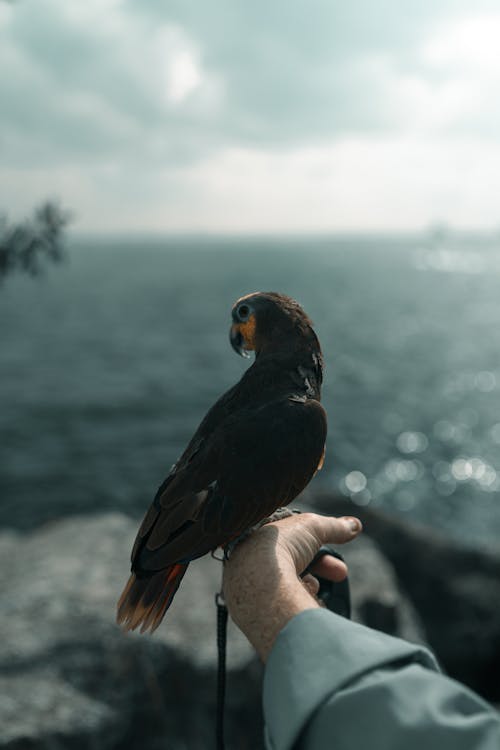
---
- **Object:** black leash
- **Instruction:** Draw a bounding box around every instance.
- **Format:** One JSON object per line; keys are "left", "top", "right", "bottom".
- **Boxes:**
{"left": 215, "top": 591, "right": 228, "bottom": 750}
{"left": 213, "top": 544, "right": 350, "bottom": 750}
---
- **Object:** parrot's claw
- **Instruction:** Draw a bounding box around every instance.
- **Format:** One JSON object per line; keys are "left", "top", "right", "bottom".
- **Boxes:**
{"left": 222, "top": 507, "right": 300, "bottom": 560}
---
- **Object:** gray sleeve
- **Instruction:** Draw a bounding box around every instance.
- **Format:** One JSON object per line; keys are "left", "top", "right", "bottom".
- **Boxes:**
{"left": 263, "top": 608, "right": 500, "bottom": 750}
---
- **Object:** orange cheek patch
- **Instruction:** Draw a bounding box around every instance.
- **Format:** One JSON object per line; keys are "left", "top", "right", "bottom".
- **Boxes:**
{"left": 239, "top": 314, "right": 257, "bottom": 350}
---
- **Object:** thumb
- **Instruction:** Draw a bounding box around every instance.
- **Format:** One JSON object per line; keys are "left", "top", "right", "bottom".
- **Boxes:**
{"left": 306, "top": 513, "right": 363, "bottom": 545}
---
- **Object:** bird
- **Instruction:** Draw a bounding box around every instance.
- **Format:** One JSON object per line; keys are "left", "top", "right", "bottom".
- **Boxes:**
{"left": 116, "top": 291, "right": 327, "bottom": 634}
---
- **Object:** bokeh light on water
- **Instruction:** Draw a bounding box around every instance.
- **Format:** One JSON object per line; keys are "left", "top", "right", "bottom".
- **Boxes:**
{"left": 396, "top": 431, "right": 428, "bottom": 454}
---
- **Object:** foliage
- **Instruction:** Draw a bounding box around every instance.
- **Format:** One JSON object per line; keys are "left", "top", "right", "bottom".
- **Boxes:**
{"left": 0, "top": 202, "right": 71, "bottom": 282}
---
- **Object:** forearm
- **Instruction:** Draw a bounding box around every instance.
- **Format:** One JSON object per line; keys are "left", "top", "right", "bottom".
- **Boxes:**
{"left": 264, "top": 609, "right": 500, "bottom": 750}
{"left": 223, "top": 539, "right": 319, "bottom": 661}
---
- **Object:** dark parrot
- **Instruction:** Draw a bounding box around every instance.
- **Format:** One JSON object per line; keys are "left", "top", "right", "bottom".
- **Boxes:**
{"left": 117, "top": 292, "right": 327, "bottom": 633}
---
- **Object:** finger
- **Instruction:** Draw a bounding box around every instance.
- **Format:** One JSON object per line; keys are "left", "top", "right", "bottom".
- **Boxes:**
{"left": 310, "top": 555, "right": 348, "bottom": 582}
{"left": 301, "top": 573, "right": 320, "bottom": 596}
{"left": 306, "top": 514, "right": 362, "bottom": 545}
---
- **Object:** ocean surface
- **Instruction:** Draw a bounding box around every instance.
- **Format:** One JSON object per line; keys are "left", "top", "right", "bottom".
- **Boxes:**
{"left": 1, "top": 234, "right": 500, "bottom": 551}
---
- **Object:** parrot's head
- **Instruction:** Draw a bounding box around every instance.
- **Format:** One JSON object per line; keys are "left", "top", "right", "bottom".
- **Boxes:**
{"left": 229, "top": 291, "right": 321, "bottom": 360}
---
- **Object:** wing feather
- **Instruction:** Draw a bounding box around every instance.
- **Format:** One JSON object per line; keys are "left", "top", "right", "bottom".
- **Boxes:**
{"left": 131, "top": 397, "right": 326, "bottom": 572}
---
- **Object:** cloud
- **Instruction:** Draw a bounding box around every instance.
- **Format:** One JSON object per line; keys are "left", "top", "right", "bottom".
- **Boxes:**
{"left": 110, "top": 136, "right": 500, "bottom": 232}
{"left": 126, "top": 0, "right": 500, "bottom": 142}
{"left": 419, "top": 12, "right": 500, "bottom": 137}
{"left": 0, "top": 0, "right": 223, "bottom": 168}
{"left": 2, "top": 0, "right": 500, "bottom": 229}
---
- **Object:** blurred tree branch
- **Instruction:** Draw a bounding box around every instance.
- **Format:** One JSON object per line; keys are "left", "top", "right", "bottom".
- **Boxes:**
{"left": 0, "top": 202, "right": 72, "bottom": 283}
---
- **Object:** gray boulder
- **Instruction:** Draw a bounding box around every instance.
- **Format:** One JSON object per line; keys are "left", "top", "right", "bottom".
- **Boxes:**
{"left": 0, "top": 513, "right": 263, "bottom": 750}
{"left": 340, "top": 534, "right": 426, "bottom": 644}
{"left": 0, "top": 510, "right": 427, "bottom": 749}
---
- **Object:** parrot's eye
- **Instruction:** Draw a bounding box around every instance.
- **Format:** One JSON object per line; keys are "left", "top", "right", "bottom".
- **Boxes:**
{"left": 237, "top": 304, "right": 250, "bottom": 321}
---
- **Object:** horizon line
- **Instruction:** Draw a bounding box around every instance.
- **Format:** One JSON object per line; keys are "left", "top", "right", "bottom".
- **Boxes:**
{"left": 69, "top": 226, "right": 500, "bottom": 242}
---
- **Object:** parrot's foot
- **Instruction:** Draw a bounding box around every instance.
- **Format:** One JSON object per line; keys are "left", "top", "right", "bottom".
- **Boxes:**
{"left": 263, "top": 507, "right": 300, "bottom": 524}
{"left": 222, "top": 507, "right": 300, "bottom": 560}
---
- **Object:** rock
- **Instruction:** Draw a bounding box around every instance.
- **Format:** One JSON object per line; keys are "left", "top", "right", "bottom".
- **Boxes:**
{"left": 2, "top": 503, "right": 493, "bottom": 749}
{"left": 0, "top": 509, "right": 425, "bottom": 750}
{"left": 0, "top": 513, "right": 264, "bottom": 750}
{"left": 315, "top": 494, "right": 500, "bottom": 703}
{"left": 339, "top": 533, "right": 426, "bottom": 645}
{"left": 0, "top": 671, "right": 117, "bottom": 750}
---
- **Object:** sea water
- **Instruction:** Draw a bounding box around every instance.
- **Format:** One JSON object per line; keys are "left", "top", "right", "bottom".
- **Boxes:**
{"left": 1, "top": 234, "right": 499, "bottom": 551}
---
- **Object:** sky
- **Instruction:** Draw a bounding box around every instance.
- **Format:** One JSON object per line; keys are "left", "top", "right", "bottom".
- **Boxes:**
{"left": 1, "top": 0, "right": 500, "bottom": 233}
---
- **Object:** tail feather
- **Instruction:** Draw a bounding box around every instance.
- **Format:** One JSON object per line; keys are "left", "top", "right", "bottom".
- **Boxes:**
{"left": 116, "top": 563, "right": 188, "bottom": 634}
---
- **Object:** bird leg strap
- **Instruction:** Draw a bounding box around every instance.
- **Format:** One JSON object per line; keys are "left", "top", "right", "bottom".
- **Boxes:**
{"left": 215, "top": 589, "right": 228, "bottom": 750}
{"left": 222, "top": 507, "right": 300, "bottom": 560}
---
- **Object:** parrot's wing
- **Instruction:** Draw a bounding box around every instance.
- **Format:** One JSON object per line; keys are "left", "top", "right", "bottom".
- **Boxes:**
{"left": 131, "top": 396, "right": 327, "bottom": 572}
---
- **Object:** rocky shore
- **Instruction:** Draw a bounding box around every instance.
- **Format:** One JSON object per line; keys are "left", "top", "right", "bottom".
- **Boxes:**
{"left": 0, "top": 499, "right": 498, "bottom": 749}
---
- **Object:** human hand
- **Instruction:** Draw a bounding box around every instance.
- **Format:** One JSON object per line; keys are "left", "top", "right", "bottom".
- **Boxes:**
{"left": 222, "top": 513, "right": 362, "bottom": 661}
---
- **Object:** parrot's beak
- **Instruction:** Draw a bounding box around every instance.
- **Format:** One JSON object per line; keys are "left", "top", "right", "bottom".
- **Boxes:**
{"left": 230, "top": 324, "right": 250, "bottom": 358}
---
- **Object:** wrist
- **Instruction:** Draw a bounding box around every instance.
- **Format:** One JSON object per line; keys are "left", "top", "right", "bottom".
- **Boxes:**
{"left": 224, "top": 553, "right": 319, "bottom": 662}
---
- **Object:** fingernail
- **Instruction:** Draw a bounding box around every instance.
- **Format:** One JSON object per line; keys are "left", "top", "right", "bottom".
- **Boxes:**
{"left": 342, "top": 517, "right": 362, "bottom": 533}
